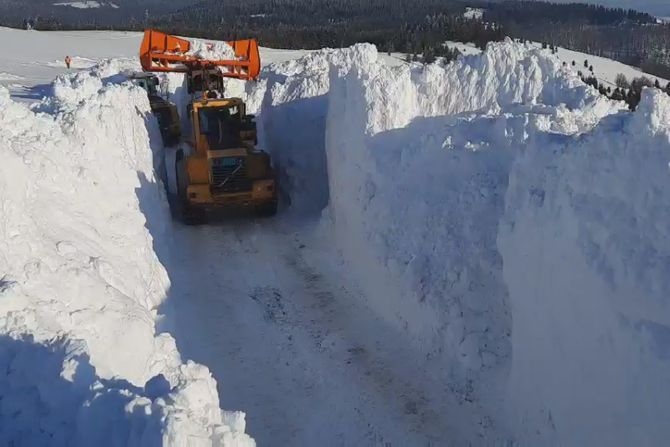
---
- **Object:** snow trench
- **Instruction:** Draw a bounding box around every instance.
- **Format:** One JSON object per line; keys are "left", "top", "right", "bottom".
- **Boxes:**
{"left": 244, "top": 40, "right": 668, "bottom": 444}
{"left": 0, "top": 64, "right": 253, "bottom": 446}
{"left": 243, "top": 40, "right": 620, "bottom": 386}
{"left": 2, "top": 36, "right": 669, "bottom": 446}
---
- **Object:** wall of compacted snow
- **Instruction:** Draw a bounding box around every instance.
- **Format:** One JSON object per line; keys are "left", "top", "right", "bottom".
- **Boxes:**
{"left": 0, "top": 62, "right": 253, "bottom": 446}
{"left": 320, "top": 42, "right": 667, "bottom": 444}
{"left": 322, "top": 40, "right": 625, "bottom": 403}
{"left": 499, "top": 89, "right": 670, "bottom": 446}
{"left": 249, "top": 40, "right": 623, "bottom": 392}
{"left": 237, "top": 39, "right": 668, "bottom": 444}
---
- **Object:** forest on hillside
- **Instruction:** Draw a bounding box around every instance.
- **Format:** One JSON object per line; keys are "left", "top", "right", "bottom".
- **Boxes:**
{"left": 3, "top": 0, "right": 670, "bottom": 78}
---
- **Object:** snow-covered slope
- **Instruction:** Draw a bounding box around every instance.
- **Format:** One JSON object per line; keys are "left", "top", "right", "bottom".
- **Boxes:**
{"left": 443, "top": 40, "right": 669, "bottom": 89}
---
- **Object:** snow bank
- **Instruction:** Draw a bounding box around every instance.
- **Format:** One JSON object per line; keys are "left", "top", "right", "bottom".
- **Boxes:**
{"left": 499, "top": 88, "right": 670, "bottom": 445}
{"left": 240, "top": 40, "right": 620, "bottom": 215}
{"left": 0, "top": 64, "right": 253, "bottom": 445}
{"left": 317, "top": 40, "right": 668, "bottom": 444}
{"left": 323, "top": 40, "right": 622, "bottom": 386}
{"left": 243, "top": 47, "right": 373, "bottom": 214}
{"left": 240, "top": 37, "right": 667, "bottom": 442}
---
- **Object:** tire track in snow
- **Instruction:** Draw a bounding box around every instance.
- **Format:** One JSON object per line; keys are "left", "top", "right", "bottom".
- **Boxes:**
{"left": 164, "top": 218, "right": 487, "bottom": 446}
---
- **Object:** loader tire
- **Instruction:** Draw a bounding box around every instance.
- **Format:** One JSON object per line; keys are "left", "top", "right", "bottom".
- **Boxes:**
{"left": 255, "top": 199, "right": 278, "bottom": 218}
{"left": 175, "top": 153, "right": 206, "bottom": 225}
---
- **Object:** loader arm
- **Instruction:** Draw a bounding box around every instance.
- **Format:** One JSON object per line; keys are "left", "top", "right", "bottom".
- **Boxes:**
{"left": 139, "top": 29, "right": 261, "bottom": 80}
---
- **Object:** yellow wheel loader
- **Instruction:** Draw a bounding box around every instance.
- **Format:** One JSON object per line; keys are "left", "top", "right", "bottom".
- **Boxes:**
{"left": 127, "top": 72, "right": 181, "bottom": 146}
{"left": 140, "top": 29, "right": 277, "bottom": 224}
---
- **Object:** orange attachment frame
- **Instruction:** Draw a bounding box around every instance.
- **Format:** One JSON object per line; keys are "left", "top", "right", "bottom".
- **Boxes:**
{"left": 139, "top": 29, "right": 261, "bottom": 80}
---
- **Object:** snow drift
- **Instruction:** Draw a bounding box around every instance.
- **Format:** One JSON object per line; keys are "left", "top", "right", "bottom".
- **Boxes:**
{"left": 239, "top": 39, "right": 668, "bottom": 443}
{"left": 0, "top": 64, "right": 253, "bottom": 446}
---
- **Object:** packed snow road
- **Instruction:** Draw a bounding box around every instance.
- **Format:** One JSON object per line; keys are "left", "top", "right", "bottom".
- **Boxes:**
{"left": 161, "top": 216, "right": 481, "bottom": 446}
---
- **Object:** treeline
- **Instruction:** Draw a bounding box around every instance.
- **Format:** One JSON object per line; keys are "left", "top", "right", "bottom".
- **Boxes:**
{"left": 154, "top": 0, "right": 504, "bottom": 52}
{"left": 483, "top": 2, "right": 670, "bottom": 79}
{"left": 585, "top": 72, "right": 670, "bottom": 110}
{"left": 3, "top": 0, "right": 670, "bottom": 79}
{"left": 483, "top": 1, "right": 655, "bottom": 26}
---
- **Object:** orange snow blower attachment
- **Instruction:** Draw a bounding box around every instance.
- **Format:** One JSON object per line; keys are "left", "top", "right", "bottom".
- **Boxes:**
{"left": 139, "top": 29, "right": 261, "bottom": 80}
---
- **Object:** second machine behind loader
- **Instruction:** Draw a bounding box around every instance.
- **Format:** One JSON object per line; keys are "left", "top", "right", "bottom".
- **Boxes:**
{"left": 140, "top": 29, "right": 277, "bottom": 223}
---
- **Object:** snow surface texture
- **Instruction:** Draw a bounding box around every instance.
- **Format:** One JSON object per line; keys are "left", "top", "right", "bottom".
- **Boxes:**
{"left": 0, "top": 63, "right": 253, "bottom": 446}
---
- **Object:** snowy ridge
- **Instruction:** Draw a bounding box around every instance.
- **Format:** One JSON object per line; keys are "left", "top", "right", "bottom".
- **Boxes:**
{"left": 0, "top": 65, "right": 253, "bottom": 446}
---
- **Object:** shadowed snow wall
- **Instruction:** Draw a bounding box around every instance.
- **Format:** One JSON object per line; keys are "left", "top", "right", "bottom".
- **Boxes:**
{"left": 499, "top": 89, "right": 670, "bottom": 446}
{"left": 321, "top": 41, "right": 668, "bottom": 445}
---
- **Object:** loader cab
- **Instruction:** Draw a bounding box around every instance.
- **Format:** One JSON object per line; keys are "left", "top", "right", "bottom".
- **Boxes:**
{"left": 198, "top": 104, "right": 244, "bottom": 150}
{"left": 190, "top": 98, "right": 257, "bottom": 153}
{"left": 181, "top": 97, "right": 277, "bottom": 217}
{"left": 187, "top": 67, "right": 225, "bottom": 96}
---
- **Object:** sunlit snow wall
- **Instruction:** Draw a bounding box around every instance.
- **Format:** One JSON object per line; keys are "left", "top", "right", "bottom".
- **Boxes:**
{"left": 222, "top": 39, "right": 667, "bottom": 444}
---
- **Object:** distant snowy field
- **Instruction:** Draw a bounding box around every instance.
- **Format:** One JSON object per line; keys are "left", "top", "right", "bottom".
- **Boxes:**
{"left": 54, "top": 1, "right": 120, "bottom": 8}
{"left": 1, "top": 26, "right": 670, "bottom": 446}
{"left": 0, "top": 27, "right": 403, "bottom": 101}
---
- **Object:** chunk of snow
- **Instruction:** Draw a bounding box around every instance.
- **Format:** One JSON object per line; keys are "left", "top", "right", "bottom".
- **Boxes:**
{"left": 186, "top": 40, "right": 237, "bottom": 61}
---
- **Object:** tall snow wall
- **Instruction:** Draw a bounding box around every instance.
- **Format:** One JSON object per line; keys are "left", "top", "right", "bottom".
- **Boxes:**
{"left": 323, "top": 41, "right": 622, "bottom": 398}
{"left": 319, "top": 42, "right": 668, "bottom": 444}
{"left": 499, "top": 89, "right": 670, "bottom": 445}
{"left": 245, "top": 39, "right": 668, "bottom": 444}
{"left": 0, "top": 63, "right": 253, "bottom": 446}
